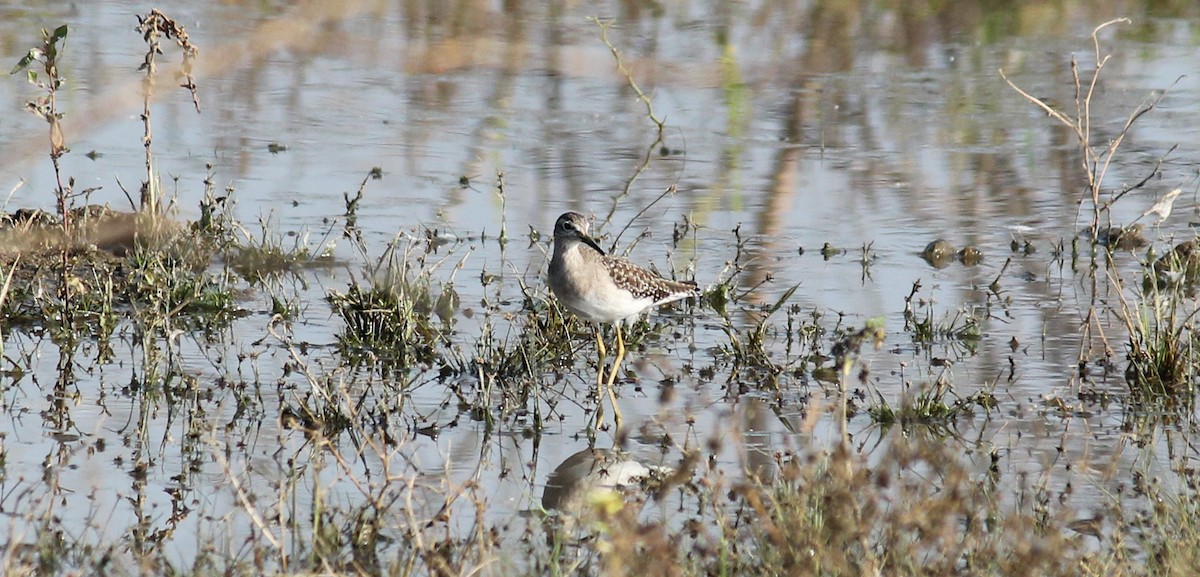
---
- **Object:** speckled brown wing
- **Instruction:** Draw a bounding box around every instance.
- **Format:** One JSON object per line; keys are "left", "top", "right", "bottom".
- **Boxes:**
{"left": 602, "top": 255, "right": 699, "bottom": 303}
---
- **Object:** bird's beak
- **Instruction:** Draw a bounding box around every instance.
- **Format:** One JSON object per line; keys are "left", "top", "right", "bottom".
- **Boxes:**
{"left": 579, "top": 232, "right": 607, "bottom": 256}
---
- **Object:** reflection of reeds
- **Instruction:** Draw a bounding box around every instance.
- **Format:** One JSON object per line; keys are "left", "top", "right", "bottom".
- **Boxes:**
{"left": 8, "top": 6, "right": 1200, "bottom": 576}
{"left": 8, "top": 384, "right": 1200, "bottom": 575}
{"left": 535, "top": 434, "right": 1200, "bottom": 576}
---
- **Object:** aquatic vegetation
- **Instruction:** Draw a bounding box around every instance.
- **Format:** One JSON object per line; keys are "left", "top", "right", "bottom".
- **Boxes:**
{"left": 1118, "top": 280, "right": 1200, "bottom": 400}
{"left": 1001, "top": 18, "right": 1181, "bottom": 241}
{"left": 903, "top": 281, "right": 982, "bottom": 349}
{"left": 327, "top": 234, "right": 460, "bottom": 369}
{"left": 11, "top": 24, "right": 70, "bottom": 224}
{"left": 3, "top": 5, "right": 1200, "bottom": 577}
{"left": 1004, "top": 18, "right": 1196, "bottom": 408}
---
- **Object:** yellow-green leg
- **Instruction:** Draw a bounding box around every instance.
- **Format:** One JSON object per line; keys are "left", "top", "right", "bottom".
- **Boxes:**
{"left": 595, "top": 325, "right": 607, "bottom": 359}
{"left": 604, "top": 324, "right": 625, "bottom": 434}
{"left": 591, "top": 325, "right": 609, "bottom": 435}
{"left": 594, "top": 326, "right": 607, "bottom": 391}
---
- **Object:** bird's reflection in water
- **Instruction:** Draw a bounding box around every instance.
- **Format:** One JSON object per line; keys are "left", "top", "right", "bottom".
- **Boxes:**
{"left": 541, "top": 448, "right": 668, "bottom": 543}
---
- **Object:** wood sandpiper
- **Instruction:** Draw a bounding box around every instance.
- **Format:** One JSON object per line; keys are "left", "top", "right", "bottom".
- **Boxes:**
{"left": 547, "top": 211, "right": 701, "bottom": 431}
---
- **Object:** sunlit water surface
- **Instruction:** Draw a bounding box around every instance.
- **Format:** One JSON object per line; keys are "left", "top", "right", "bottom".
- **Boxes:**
{"left": 1, "top": 0, "right": 1199, "bottom": 566}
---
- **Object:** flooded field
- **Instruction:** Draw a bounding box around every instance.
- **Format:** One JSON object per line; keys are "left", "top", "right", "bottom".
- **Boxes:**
{"left": 2, "top": 1, "right": 1200, "bottom": 575}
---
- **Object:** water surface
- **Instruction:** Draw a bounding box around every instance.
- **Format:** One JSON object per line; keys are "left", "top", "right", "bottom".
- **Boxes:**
{"left": 1, "top": 0, "right": 1199, "bottom": 568}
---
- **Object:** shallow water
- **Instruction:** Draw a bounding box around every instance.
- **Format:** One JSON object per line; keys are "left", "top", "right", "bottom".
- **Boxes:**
{"left": 2, "top": 0, "right": 1200, "bottom": 568}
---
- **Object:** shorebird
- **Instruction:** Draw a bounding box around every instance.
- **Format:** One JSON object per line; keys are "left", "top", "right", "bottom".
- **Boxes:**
{"left": 547, "top": 211, "right": 701, "bottom": 430}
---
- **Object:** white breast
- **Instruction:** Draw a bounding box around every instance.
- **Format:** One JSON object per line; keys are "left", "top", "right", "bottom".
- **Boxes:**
{"left": 549, "top": 243, "right": 653, "bottom": 324}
